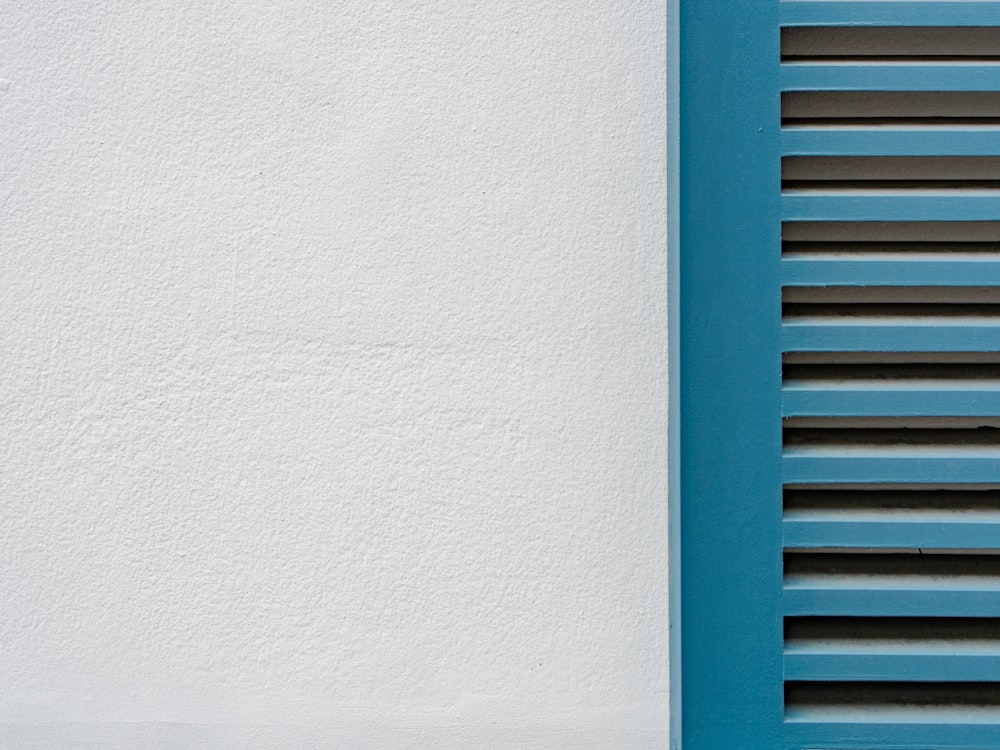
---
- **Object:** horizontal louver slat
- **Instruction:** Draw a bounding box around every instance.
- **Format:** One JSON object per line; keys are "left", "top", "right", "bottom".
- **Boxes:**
{"left": 782, "top": 127, "right": 1000, "bottom": 157}
{"left": 784, "top": 718, "right": 1000, "bottom": 748}
{"left": 785, "top": 646, "right": 1000, "bottom": 682}
{"left": 782, "top": 64, "right": 1000, "bottom": 92}
{"left": 784, "top": 583, "right": 1000, "bottom": 617}
{"left": 784, "top": 514, "right": 1000, "bottom": 548}
{"left": 783, "top": 452, "right": 1000, "bottom": 484}
{"left": 777, "top": 16, "right": 1000, "bottom": 749}
{"left": 784, "top": 515, "right": 1000, "bottom": 550}
{"left": 783, "top": 258, "right": 1000, "bottom": 287}
{"left": 782, "top": 1, "right": 1000, "bottom": 27}
{"left": 782, "top": 382, "right": 1000, "bottom": 416}
{"left": 782, "top": 193, "right": 1000, "bottom": 222}
{"left": 783, "top": 321, "right": 1000, "bottom": 352}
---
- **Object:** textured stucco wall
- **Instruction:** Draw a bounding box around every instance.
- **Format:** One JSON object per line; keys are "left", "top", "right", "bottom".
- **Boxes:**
{"left": 1, "top": 2, "right": 667, "bottom": 747}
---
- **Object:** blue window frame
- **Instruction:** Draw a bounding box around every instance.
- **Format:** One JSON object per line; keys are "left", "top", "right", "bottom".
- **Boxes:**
{"left": 673, "top": 2, "right": 1000, "bottom": 748}
{"left": 673, "top": 1, "right": 783, "bottom": 747}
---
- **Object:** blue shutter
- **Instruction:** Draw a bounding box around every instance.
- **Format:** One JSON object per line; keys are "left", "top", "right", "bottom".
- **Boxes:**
{"left": 677, "top": 2, "right": 1000, "bottom": 748}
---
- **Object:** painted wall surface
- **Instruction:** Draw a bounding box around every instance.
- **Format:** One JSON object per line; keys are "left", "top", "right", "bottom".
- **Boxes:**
{"left": 0, "top": 2, "right": 667, "bottom": 747}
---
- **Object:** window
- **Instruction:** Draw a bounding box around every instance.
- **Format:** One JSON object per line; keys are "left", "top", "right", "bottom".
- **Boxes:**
{"left": 674, "top": 2, "right": 1000, "bottom": 747}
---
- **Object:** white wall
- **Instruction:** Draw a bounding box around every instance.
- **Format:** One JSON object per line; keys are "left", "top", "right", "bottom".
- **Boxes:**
{"left": 0, "top": 2, "right": 667, "bottom": 747}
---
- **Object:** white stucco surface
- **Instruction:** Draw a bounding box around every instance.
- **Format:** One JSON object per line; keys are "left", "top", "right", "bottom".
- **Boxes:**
{"left": 1, "top": 2, "right": 667, "bottom": 747}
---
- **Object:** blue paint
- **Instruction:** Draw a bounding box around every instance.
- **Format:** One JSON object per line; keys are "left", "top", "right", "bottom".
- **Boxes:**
{"left": 783, "top": 382, "right": 1000, "bottom": 417}
{"left": 785, "top": 718, "right": 1000, "bottom": 750}
{"left": 784, "top": 515, "right": 1000, "bottom": 549}
{"left": 782, "top": 127, "right": 1000, "bottom": 157}
{"left": 784, "top": 583, "right": 1000, "bottom": 618}
{"left": 783, "top": 321, "right": 1000, "bottom": 352}
{"left": 785, "top": 647, "right": 1000, "bottom": 682}
{"left": 782, "top": 1, "right": 1000, "bottom": 27}
{"left": 783, "top": 257, "right": 1000, "bottom": 287}
{"left": 678, "top": 0, "right": 783, "bottom": 747}
{"left": 782, "top": 63, "right": 1000, "bottom": 92}
{"left": 782, "top": 193, "right": 1000, "bottom": 222}
{"left": 783, "top": 450, "right": 1000, "bottom": 485}
{"left": 681, "top": 1, "right": 1000, "bottom": 747}
{"left": 666, "top": 0, "right": 680, "bottom": 743}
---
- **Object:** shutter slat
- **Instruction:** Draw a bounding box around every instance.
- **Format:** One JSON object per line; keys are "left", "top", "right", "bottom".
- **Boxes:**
{"left": 782, "top": 192, "right": 1000, "bottom": 222}
{"left": 782, "top": 127, "right": 1000, "bottom": 157}
{"left": 782, "top": 63, "right": 1000, "bottom": 92}
{"left": 785, "top": 717, "right": 1000, "bottom": 749}
{"left": 783, "top": 257, "right": 1000, "bottom": 287}
{"left": 782, "top": 381, "right": 1000, "bottom": 417}
{"left": 785, "top": 645, "right": 1000, "bottom": 682}
{"left": 783, "top": 320, "right": 1000, "bottom": 353}
{"left": 775, "top": 13, "right": 1000, "bottom": 749}
{"left": 782, "top": 1, "right": 1000, "bottom": 27}
{"left": 783, "top": 451, "right": 1000, "bottom": 484}
{"left": 784, "top": 581, "right": 1000, "bottom": 617}
{"left": 784, "top": 514, "right": 1000, "bottom": 549}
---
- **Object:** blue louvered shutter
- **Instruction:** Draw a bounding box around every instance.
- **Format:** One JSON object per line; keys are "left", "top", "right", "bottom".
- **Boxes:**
{"left": 678, "top": 2, "right": 1000, "bottom": 748}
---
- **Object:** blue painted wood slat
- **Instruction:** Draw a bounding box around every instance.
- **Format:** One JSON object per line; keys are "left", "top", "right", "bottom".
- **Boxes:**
{"left": 783, "top": 320, "right": 1000, "bottom": 352}
{"left": 785, "top": 644, "right": 1000, "bottom": 681}
{"left": 784, "top": 580, "right": 1000, "bottom": 617}
{"left": 782, "top": 1, "right": 1000, "bottom": 27}
{"left": 784, "top": 513, "right": 1000, "bottom": 548}
{"left": 782, "top": 128, "right": 1000, "bottom": 157}
{"left": 784, "top": 450, "right": 1000, "bottom": 484}
{"left": 782, "top": 257, "right": 1000, "bottom": 287}
{"left": 782, "top": 63, "right": 1000, "bottom": 92}
{"left": 782, "top": 382, "right": 1000, "bottom": 416}
{"left": 782, "top": 192, "right": 1000, "bottom": 222}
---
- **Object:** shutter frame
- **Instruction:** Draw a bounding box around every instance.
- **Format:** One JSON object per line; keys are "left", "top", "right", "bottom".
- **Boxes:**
{"left": 678, "top": 2, "right": 1000, "bottom": 748}
{"left": 677, "top": 0, "right": 785, "bottom": 747}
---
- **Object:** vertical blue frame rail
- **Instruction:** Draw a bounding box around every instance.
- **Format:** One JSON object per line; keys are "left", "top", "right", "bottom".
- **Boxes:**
{"left": 667, "top": 0, "right": 681, "bottom": 744}
{"left": 678, "top": 1, "right": 783, "bottom": 748}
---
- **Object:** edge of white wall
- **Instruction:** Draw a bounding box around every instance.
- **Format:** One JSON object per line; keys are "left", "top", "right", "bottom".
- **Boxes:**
{"left": 0, "top": 693, "right": 666, "bottom": 749}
